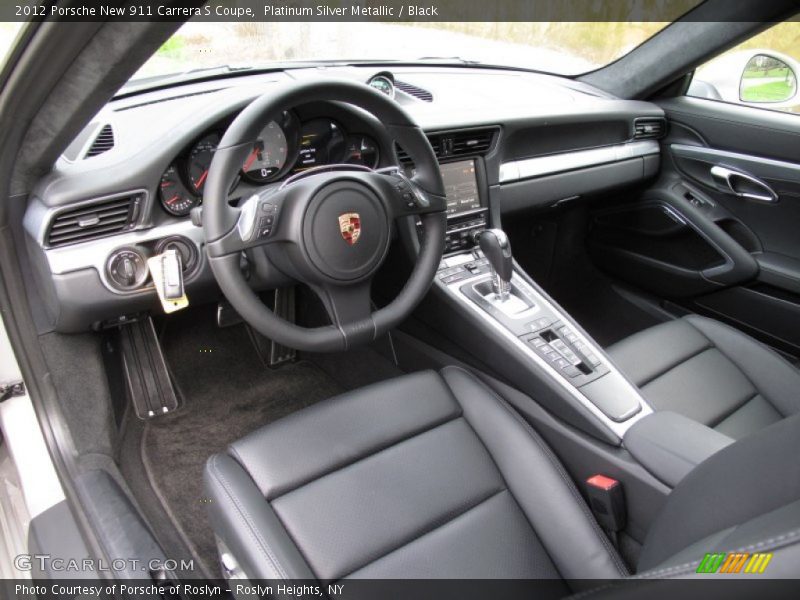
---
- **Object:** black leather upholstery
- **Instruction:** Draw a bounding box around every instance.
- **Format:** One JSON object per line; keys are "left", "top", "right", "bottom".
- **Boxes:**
{"left": 607, "top": 315, "right": 800, "bottom": 439}
{"left": 637, "top": 411, "right": 800, "bottom": 573}
{"left": 204, "top": 367, "right": 628, "bottom": 584}
{"left": 205, "top": 366, "right": 800, "bottom": 586}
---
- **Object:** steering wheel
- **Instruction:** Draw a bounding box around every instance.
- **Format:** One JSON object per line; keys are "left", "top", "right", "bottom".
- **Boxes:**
{"left": 203, "top": 80, "right": 447, "bottom": 352}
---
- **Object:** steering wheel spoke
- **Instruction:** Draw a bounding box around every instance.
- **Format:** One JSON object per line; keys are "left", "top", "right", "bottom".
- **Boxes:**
{"left": 372, "top": 169, "right": 447, "bottom": 219}
{"left": 205, "top": 187, "right": 286, "bottom": 257}
{"left": 314, "top": 281, "right": 375, "bottom": 338}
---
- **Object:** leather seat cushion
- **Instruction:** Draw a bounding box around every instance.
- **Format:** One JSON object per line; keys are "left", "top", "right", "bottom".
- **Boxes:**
{"left": 204, "top": 367, "right": 628, "bottom": 584}
{"left": 607, "top": 315, "right": 800, "bottom": 439}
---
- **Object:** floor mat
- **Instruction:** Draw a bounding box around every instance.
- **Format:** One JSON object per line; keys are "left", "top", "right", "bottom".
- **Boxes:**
{"left": 141, "top": 313, "right": 345, "bottom": 575}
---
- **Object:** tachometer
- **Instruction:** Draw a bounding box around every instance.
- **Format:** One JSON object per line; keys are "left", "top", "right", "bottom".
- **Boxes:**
{"left": 241, "top": 121, "right": 288, "bottom": 184}
{"left": 343, "top": 135, "right": 379, "bottom": 169}
{"left": 187, "top": 133, "right": 220, "bottom": 195}
{"left": 159, "top": 164, "right": 198, "bottom": 216}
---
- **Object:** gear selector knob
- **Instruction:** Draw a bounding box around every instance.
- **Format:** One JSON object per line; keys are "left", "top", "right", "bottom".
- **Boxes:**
{"left": 476, "top": 229, "right": 513, "bottom": 299}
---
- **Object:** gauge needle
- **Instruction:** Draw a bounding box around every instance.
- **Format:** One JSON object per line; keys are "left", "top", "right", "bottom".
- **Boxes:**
{"left": 167, "top": 194, "right": 180, "bottom": 204}
{"left": 195, "top": 169, "right": 209, "bottom": 189}
{"left": 243, "top": 147, "right": 260, "bottom": 171}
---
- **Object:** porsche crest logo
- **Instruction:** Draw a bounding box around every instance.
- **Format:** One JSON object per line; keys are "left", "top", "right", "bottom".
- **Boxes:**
{"left": 338, "top": 212, "right": 361, "bottom": 246}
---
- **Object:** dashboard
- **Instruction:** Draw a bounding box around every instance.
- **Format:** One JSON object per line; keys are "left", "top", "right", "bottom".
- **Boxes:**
{"left": 22, "top": 65, "right": 665, "bottom": 333}
{"left": 157, "top": 112, "right": 380, "bottom": 217}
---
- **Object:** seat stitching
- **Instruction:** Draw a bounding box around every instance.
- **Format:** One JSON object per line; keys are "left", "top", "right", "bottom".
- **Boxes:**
{"left": 706, "top": 391, "right": 761, "bottom": 429}
{"left": 632, "top": 527, "right": 800, "bottom": 579}
{"left": 444, "top": 366, "right": 630, "bottom": 577}
{"left": 334, "top": 487, "right": 507, "bottom": 581}
{"left": 637, "top": 344, "right": 713, "bottom": 388}
{"left": 684, "top": 316, "right": 789, "bottom": 417}
{"left": 208, "top": 454, "right": 289, "bottom": 579}
{"left": 454, "top": 414, "right": 568, "bottom": 580}
{"left": 267, "top": 415, "right": 463, "bottom": 502}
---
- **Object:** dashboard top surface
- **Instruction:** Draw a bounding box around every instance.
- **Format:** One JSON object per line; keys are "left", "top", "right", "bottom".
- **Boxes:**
{"left": 34, "top": 65, "right": 662, "bottom": 212}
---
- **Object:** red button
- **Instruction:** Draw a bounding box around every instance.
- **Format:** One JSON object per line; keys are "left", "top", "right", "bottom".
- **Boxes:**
{"left": 586, "top": 474, "right": 619, "bottom": 491}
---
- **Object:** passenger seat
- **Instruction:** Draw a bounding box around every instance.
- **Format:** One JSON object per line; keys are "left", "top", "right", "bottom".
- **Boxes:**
{"left": 607, "top": 315, "right": 800, "bottom": 439}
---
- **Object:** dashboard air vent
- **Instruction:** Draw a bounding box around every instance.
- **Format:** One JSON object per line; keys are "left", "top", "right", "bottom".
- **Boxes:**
{"left": 633, "top": 117, "right": 667, "bottom": 140}
{"left": 84, "top": 125, "right": 115, "bottom": 158}
{"left": 395, "top": 80, "right": 433, "bottom": 102}
{"left": 447, "top": 129, "right": 495, "bottom": 157}
{"left": 396, "top": 127, "right": 498, "bottom": 165}
{"left": 46, "top": 193, "right": 143, "bottom": 247}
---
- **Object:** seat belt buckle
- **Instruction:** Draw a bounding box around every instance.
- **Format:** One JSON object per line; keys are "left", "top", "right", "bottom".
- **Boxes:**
{"left": 585, "top": 474, "right": 626, "bottom": 532}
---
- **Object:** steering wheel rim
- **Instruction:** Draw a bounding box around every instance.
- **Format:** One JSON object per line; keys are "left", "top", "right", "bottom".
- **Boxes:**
{"left": 203, "top": 79, "right": 447, "bottom": 352}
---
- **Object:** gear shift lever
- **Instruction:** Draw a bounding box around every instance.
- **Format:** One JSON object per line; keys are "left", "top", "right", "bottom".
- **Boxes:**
{"left": 476, "top": 229, "right": 513, "bottom": 301}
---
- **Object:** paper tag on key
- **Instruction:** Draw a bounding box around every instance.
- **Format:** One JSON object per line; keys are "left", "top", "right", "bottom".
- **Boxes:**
{"left": 147, "top": 249, "right": 189, "bottom": 313}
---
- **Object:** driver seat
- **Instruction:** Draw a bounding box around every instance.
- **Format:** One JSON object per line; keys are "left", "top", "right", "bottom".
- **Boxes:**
{"left": 204, "top": 367, "right": 800, "bottom": 589}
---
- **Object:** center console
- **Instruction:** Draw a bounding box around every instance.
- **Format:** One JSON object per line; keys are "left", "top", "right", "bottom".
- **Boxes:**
{"left": 439, "top": 159, "right": 489, "bottom": 253}
{"left": 420, "top": 155, "right": 654, "bottom": 443}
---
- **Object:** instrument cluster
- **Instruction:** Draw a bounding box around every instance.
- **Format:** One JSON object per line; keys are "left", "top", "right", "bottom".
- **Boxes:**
{"left": 158, "top": 112, "right": 380, "bottom": 216}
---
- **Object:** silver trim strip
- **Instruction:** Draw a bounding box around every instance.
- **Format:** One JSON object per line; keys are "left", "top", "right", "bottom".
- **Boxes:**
{"left": 499, "top": 140, "right": 660, "bottom": 184}
{"left": 671, "top": 143, "right": 800, "bottom": 180}
{"left": 44, "top": 219, "right": 205, "bottom": 295}
{"left": 440, "top": 269, "right": 652, "bottom": 439}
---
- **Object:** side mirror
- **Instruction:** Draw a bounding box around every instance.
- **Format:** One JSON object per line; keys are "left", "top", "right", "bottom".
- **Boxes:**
{"left": 740, "top": 54, "right": 797, "bottom": 103}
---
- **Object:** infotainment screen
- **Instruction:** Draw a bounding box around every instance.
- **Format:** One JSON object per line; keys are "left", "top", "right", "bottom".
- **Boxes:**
{"left": 439, "top": 159, "right": 481, "bottom": 216}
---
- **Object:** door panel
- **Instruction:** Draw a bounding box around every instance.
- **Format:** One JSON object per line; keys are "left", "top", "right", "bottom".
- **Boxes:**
{"left": 669, "top": 142, "right": 800, "bottom": 263}
{"left": 588, "top": 95, "right": 800, "bottom": 357}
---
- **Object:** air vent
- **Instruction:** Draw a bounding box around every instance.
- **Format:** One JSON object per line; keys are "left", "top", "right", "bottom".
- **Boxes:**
{"left": 633, "top": 117, "right": 667, "bottom": 140}
{"left": 448, "top": 129, "right": 495, "bottom": 157}
{"left": 395, "top": 80, "right": 433, "bottom": 102}
{"left": 84, "top": 125, "right": 115, "bottom": 158}
{"left": 396, "top": 127, "right": 497, "bottom": 165}
{"left": 46, "top": 193, "right": 143, "bottom": 247}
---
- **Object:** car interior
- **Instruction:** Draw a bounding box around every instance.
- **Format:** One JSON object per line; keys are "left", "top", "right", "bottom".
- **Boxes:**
{"left": 1, "top": 2, "right": 800, "bottom": 597}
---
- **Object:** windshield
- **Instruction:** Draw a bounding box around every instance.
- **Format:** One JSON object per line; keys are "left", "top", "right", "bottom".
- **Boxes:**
{"left": 130, "top": 21, "right": 679, "bottom": 84}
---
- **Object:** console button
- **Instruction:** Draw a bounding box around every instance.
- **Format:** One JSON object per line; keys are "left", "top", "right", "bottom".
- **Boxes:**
{"left": 586, "top": 353, "right": 602, "bottom": 367}
{"left": 528, "top": 317, "right": 551, "bottom": 332}
{"left": 554, "top": 357, "right": 570, "bottom": 369}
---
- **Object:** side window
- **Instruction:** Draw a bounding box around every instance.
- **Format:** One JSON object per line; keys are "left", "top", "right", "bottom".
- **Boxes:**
{"left": 687, "top": 21, "right": 800, "bottom": 114}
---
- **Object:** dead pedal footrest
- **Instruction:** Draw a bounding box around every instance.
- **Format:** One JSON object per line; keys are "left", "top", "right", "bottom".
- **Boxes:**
{"left": 116, "top": 316, "right": 178, "bottom": 419}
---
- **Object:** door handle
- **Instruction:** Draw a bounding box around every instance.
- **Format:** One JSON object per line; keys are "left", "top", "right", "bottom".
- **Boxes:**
{"left": 710, "top": 165, "right": 778, "bottom": 203}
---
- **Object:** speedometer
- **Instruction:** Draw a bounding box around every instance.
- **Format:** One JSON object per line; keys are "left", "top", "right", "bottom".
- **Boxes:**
{"left": 241, "top": 121, "right": 288, "bottom": 184}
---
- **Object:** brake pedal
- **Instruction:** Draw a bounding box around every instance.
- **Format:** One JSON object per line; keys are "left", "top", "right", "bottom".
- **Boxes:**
{"left": 109, "top": 316, "right": 178, "bottom": 419}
